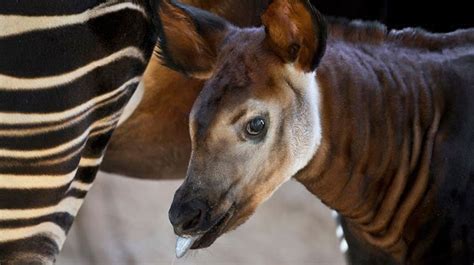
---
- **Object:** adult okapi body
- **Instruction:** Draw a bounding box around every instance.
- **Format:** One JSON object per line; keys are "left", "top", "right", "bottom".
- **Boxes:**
{"left": 0, "top": 0, "right": 164, "bottom": 263}
{"left": 155, "top": 0, "right": 474, "bottom": 264}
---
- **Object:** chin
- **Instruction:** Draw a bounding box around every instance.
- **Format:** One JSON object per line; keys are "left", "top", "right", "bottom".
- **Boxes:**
{"left": 191, "top": 206, "right": 236, "bottom": 249}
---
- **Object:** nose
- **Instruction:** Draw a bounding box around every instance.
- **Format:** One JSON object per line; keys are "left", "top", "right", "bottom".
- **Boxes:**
{"left": 169, "top": 198, "right": 208, "bottom": 235}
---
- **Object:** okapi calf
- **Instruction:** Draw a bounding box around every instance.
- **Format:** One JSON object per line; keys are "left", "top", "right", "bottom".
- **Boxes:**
{"left": 157, "top": 0, "right": 474, "bottom": 264}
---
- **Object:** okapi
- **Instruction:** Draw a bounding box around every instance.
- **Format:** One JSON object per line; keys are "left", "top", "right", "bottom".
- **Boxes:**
{"left": 152, "top": 0, "right": 474, "bottom": 264}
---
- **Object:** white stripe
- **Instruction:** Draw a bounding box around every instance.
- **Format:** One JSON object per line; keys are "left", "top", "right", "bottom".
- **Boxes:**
{"left": 89, "top": 124, "right": 115, "bottom": 137}
{"left": 0, "top": 2, "right": 146, "bottom": 37}
{"left": 68, "top": 181, "right": 93, "bottom": 192}
{"left": 0, "top": 47, "right": 144, "bottom": 90}
{"left": 89, "top": 115, "right": 121, "bottom": 135}
{"left": 0, "top": 170, "right": 77, "bottom": 189}
{"left": 118, "top": 80, "right": 144, "bottom": 126}
{"left": 0, "top": 222, "right": 67, "bottom": 247}
{"left": 79, "top": 156, "right": 103, "bottom": 167}
{"left": 0, "top": 76, "right": 141, "bottom": 124}
{"left": 0, "top": 197, "right": 83, "bottom": 221}
{"left": 336, "top": 225, "right": 344, "bottom": 238}
{"left": 0, "top": 130, "right": 87, "bottom": 159}
{"left": 33, "top": 147, "right": 84, "bottom": 168}
{"left": 0, "top": 111, "right": 121, "bottom": 159}
{"left": 339, "top": 238, "right": 349, "bottom": 253}
{"left": 0, "top": 106, "right": 123, "bottom": 138}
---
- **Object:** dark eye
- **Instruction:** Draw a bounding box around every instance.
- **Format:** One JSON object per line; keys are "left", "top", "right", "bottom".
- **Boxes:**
{"left": 246, "top": 117, "right": 266, "bottom": 136}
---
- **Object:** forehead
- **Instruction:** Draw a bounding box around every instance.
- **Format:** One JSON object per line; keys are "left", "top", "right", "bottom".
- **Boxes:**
{"left": 190, "top": 28, "right": 282, "bottom": 138}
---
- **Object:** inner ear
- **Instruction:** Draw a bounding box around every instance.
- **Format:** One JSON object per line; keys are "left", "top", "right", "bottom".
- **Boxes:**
{"left": 288, "top": 43, "right": 301, "bottom": 61}
{"left": 262, "top": 0, "right": 327, "bottom": 72}
{"left": 154, "top": 0, "right": 231, "bottom": 78}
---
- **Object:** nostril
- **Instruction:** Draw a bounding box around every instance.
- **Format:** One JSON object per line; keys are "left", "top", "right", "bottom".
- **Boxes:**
{"left": 181, "top": 208, "right": 203, "bottom": 232}
{"left": 169, "top": 199, "right": 208, "bottom": 235}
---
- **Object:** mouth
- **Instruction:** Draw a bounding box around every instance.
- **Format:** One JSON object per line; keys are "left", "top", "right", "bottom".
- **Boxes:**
{"left": 190, "top": 205, "right": 235, "bottom": 249}
{"left": 175, "top": 208, "right": 235, "bottom": 258}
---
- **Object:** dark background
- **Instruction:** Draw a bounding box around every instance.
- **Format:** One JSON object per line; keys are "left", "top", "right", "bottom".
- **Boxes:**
{"left": 314, "top": 0, "right": 473, "bottom": 32}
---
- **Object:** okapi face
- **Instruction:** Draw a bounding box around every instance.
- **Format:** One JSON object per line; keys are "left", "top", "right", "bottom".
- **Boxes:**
{"left": 158, "top": 0, "right": 326, "bottom": 249}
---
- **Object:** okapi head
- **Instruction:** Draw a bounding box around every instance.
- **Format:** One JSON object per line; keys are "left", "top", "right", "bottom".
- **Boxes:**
{"left": 158, "top": 0, "right": 327, "bottom": 248}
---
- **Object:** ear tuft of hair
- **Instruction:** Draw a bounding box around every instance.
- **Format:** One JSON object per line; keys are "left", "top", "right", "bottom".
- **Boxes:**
{"left": 262, "top": 0, "right": 327, "bottom": 72}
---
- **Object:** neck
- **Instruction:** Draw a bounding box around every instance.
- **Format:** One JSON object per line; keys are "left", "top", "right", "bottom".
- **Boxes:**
{"left": 295, "top": 39, "right": 444, "bottom": 259}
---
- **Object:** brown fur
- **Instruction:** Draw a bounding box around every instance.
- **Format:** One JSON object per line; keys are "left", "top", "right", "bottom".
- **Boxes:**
{"left": 101, "top": 61, "right": 201, "bottom": 179}
{"left": 296, "top": 45, "right": 445, "bottom": 260}
{"left": 157, "top": 0, "right": 223, "bottom": 76}
{"left": 327, "top": 17, "right": 474, "bottom": 50}
{"left": 299, "top": 29, "right": 474, "bottom": 263}
{"left": 262, "top": 0, "right": 326, "bottom": 71}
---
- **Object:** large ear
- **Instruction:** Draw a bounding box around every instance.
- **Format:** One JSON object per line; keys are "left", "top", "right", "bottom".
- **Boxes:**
{"left": 261, "top": 0, "right": 327, "bottom": 72}
{"left": 153, "top": 0, "right": 231, "bottom": 78}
